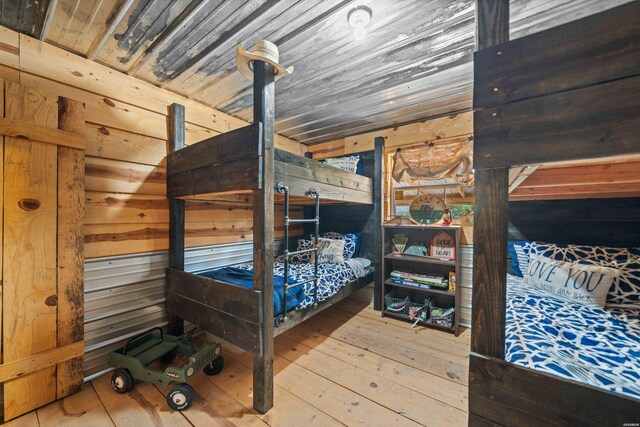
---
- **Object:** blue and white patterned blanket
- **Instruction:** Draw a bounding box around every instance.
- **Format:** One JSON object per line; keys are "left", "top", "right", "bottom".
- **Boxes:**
{"left": 234, "top": 258, "right": 369, "bottom": 311}
{"left": 506, "top": 274, "right": 640, "bottom": 400}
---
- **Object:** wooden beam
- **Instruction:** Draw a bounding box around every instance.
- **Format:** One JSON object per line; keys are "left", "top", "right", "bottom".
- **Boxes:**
{"left": 167, "top": 268, "right": 262, "bottom": 325}
{"left": 3, "top": 82, "right": 59, "bottom": 420}
{"left": 508, "top": 165, "right": 539, "bottom": 193}
{"left": 511, "top": 182, "right": 640, "bottom": 199}
{"left": 469, "top": 354, "right": 640, "bottom": 426}
{"left": 520, "top": 161, "right": 640, "bottom": 188}
{"left": 475, "top": 0, "right": 509, "bottom": 51}
{"left": 0, "top": 117, "right": 85, "bottom": 149}
{"left": 373, "top": 137, "right": 384, "bottom": 311}
{"left": 0, "top": 341, "right": 84, "bottom": 383}
{"left": 56, "top": 95, "right": 85, "bottom": 399}
{"left": 167, "top": 124, "right": 261, "bottom": 176}
{"left": 167, "top": 103, "right": 185, "bottom": 336}
{"left": 475, "top": 75, "right": 640, "bottom": 169}
{"left": 471, "top": 0, "right": 509, "bottom": 360}
{"left": 252, "top": 60, "right": 275, "bottom": 414}
{"left": 471, "top": 168, "right": 508, "bottom": 357}
{"left": 475, "top": 1, "right": 640, "bottom": 108}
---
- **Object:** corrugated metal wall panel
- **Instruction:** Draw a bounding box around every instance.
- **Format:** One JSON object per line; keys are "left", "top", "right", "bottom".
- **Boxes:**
{"left": 460, "top": 245, "right": 473, "bottom": 328}
{"left": 83, "top": 240, "right": 284, "bottom": 379}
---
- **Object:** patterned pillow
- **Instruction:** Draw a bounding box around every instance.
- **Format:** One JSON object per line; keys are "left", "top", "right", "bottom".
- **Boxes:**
{"left": 277, "top": 239, "right": 313, "bottom": 264}
{"left": 508, "top": 241, "right": 532, "bottom": 277}
{"left": 529, "top": 242, "right": 640, "bottom": 308}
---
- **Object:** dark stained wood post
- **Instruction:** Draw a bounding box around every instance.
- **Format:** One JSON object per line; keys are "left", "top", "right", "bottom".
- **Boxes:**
{"left": 252, "top": 60, "right": 276, "bottom": 414}
{"left": 373, "top": 136, "right": 384, "bottom": 310}
{"left": 471, "top": 0, "right": 509, "bottom": 358}
{"left": 168, "top": 103, "right": 186, "bottom": 336}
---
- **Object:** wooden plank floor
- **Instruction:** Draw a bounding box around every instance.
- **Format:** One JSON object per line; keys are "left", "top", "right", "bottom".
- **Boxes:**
{"left": 6, "top": 286, "right": 470, "bottom": 427}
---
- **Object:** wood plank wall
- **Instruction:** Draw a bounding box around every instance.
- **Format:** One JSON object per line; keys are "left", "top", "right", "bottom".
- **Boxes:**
{"left": 0, "top": 25, "right": 306, "bottom": 259}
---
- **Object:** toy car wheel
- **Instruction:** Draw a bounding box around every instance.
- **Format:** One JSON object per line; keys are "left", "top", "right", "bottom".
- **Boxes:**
{"left": 111, "top": 368, "right": 133, "bottom": 394}
{"left": 167, "top": 383, "right": 194, "bottom": 411}
{"left": 159, "top": 351, "right": 176, "bottom": 364}
{"left": 203, "top": 355, "right": 224, "bottom": 376}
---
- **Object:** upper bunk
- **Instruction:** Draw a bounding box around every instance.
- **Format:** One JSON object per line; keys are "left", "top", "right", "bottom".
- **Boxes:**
{"left": 167, "top": 123, "right": 373, "bottom": 205}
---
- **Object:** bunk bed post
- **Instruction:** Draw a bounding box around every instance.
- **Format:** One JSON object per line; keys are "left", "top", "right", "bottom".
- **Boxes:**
{"left": 373, "top": 136, "right": 384, "bottom": 310}
{"left": 470, "top": 3, "right": 510, "bottom": 423}
{"left": 470, "top": 0, "right": 510, "bottom": 360}
{"left": 167, "top": 103, "right": 186, "bottom": 336}
{"left": 252, "top": 60, "right": 276, "bottom": 414}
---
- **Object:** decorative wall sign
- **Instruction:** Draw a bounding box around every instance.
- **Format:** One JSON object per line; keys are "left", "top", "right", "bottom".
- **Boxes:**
{"left": 409, "top": 195, "right": 447, "bottom": 224}
{"left": 430, "top": 231, "right": 455, "bottom": 259}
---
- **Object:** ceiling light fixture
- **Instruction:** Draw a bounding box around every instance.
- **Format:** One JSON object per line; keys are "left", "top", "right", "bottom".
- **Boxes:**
{"left": 348, "top": 6, "right": 372, "bottom": 41}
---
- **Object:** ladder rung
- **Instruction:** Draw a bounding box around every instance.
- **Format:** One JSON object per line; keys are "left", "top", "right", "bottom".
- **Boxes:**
{"left": 289, "top": 278, "right": 316, "bottom": 287}
{"left": 287, "top": 218, "right": 317, "bottom": 224}
{"left": 286, "top": 248, "right": 316, "bottom": 257}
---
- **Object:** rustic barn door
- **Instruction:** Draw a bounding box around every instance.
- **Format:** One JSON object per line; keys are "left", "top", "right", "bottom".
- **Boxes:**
{"left": 1, "top": 80, "right": 85, "bottom": 420}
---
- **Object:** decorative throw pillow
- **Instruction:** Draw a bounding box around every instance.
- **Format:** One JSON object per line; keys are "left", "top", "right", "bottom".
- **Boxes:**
{"left": 310, "top": 238, "right": 345, "bottom": 264}
{"left": 320, "top": 155, "right": 362, "bottom": 174}
{"left": 529, "top": 242, "right": 640, "bottom": 308}
{"left": 523, "top": 254, "right": 619, "bottom": 308}
{"left": 314, "top": 232, "right": 360, "bottom": 260}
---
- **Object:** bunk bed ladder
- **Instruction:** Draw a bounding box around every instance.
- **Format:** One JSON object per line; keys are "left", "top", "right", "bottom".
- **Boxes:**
{"left": 276, "top": 182, "right": 320, "bottom": 326}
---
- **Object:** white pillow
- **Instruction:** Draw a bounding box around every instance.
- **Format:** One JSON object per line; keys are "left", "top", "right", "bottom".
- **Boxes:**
{"left": 311, "top": 238, "right": 345, "bottom": 264}
{"left": 321, "top": 156, "right": 360, "bottom": 173}
{"left": 523, "top": 254, "right": 619, "bottom": 308}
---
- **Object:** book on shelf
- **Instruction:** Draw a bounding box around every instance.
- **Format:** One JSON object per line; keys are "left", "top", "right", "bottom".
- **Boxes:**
{"left": 390, "top": 270, "right": 449, "bottom": 289}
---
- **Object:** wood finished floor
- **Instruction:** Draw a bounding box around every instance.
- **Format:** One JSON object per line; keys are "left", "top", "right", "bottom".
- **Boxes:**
{"left": 6, "top": 286, "right": 470, "bottom": 427}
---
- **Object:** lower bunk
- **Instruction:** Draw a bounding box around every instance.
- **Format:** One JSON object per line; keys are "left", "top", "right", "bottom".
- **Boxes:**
{"left": 166, "top": 258, "right": 373, "bottom": 356}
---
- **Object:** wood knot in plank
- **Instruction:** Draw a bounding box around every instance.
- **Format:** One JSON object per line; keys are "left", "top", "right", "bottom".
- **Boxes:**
{"left": 18, "top": 198, "right": 41, "bottom": 211}
{"left": 45, "top": 295, "right": 58, "bottom": 306}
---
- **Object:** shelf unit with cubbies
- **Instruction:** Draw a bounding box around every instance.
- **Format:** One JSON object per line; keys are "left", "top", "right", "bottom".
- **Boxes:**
{"left": 381, "top": 224, "right": 461, "bottom": 336}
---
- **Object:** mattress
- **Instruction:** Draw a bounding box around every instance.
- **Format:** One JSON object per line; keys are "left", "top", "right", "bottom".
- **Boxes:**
{"left": 506, "top": 274, "right": 640, "bottom": 400}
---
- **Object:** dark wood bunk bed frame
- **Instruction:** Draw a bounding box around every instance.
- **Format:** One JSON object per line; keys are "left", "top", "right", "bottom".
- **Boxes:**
{"left": 164, "top": 60, "right": 383, "bottom": 413}
{"left": 470, "top": 1, "right": 640, "bottom": 425}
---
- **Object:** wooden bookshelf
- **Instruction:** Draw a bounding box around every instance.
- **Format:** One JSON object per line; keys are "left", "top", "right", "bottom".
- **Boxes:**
{"left": 381, "top": 224, "right": 462, "bottom": 336}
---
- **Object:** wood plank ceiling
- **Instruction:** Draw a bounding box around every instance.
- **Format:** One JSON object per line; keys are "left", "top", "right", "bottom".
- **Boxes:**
{"left": 0, "top": 0, "right": 632, "bottom": 145}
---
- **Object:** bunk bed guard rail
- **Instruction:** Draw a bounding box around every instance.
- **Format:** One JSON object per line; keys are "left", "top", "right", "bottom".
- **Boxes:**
{"left": 276, "top": 182, "right": 320, "bottom": 326}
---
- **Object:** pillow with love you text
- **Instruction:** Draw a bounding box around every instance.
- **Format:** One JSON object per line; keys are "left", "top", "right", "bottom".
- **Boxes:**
{"left": 523, "top": 254, "right": 620, "bottom": 309}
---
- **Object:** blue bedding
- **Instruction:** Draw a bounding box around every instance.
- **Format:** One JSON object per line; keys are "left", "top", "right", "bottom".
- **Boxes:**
{"left": 198, "top": 259, "right": 366, "bottom": 315}
{"left": 506, "top": 274, "right": 640, "bottom": 400}
{"left": 199, "top": 267, "right": 306, "bottom": 314}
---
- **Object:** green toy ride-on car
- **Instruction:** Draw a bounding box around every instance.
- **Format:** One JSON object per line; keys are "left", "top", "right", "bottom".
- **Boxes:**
{"left": 108, "top": 327, "right": 224, "bottom": 411}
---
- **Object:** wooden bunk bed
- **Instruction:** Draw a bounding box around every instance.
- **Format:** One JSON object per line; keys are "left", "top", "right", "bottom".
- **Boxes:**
{"left": 470, "top": 1, "right": 640, "bottom": 425}
{"left": 164, "top": 59, "right": 383, "bottom": 413}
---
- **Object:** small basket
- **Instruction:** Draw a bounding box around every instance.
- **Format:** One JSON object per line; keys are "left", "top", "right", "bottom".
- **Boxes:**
{"left": 384, "top": 292, "right": 409, "bottom": 315}
{"left": 428, "top": 305, "right": 455, "bottom": 328}
{"left": 385, "top": 292, "right": 430, "bottom": 321}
